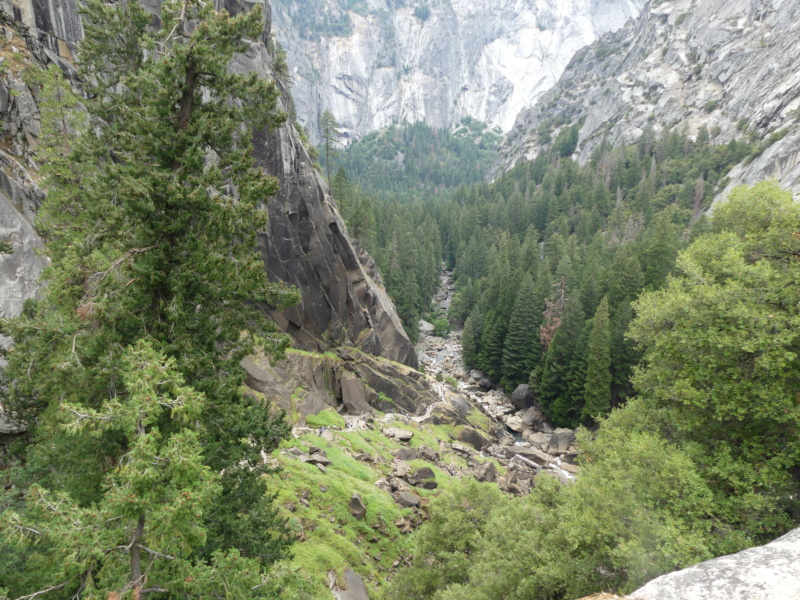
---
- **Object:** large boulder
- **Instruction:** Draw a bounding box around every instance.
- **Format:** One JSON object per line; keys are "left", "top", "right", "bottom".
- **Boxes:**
{"left": 458, "top": 426, "right": 491, "bottom": 451}
{"left": 383, "top": 427, "right": 413, "bottom": 441}
{"left": 510, "top": 384, "right": 535, "bottom": 409}
{"left": 340, "top": 374, "right": 374, "bottom": 415}
{"left": 628, "top": 527, "right": 800, "bottom": 600}
{"left": 546, "top": 428, "right": 576, "bottom": 455}
{"left": 333, "top": 568, "right": 370, "bottom": 600}
{"left": 348, "top": 493, "right": 366, "bottom": 520}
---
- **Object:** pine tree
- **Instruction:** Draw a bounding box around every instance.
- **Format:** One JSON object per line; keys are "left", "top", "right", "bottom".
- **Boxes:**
{"left": 582, "top": 296, "right": 612, "bottom": 424}
{"left": 461, "top": 314, "right": 478, "bottom": 368}
{"left": 320, "top": 109, "right": 341, "bottom": 183}
{"left": 1, "top": 2, "right": 298, "bottom": 596}
{"left": 538, "top": 295, "right": 585, "bottom": 425}
{"left": 501, "top": 273, "right": 539, "bottom": 392}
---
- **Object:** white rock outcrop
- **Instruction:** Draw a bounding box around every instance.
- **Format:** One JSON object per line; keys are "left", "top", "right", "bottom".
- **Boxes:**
{"left": 272, "top": 0, "right": 645, "bottom": 142}
{"left": 628, "top": 527, "right": 800, "bottom": 600}
{"left": 496, "top": 0, "right": 800, "bottom": 201}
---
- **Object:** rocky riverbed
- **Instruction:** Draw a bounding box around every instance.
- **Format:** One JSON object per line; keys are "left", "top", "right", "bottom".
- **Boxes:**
{"left": 416, "top": 271, "right": 580, "bottom": 484}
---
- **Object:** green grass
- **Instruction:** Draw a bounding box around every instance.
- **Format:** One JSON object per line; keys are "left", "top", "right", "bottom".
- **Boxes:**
{"left": 269, "top": 414, "right": 507, "bottom": 598}
{"left": 305, "top": 408, "right": 346, "bottom": 429}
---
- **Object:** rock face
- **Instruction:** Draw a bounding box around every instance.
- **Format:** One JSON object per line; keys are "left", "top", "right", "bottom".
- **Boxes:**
{"left": 627, "top": 527, "right": 800, "bottom": 600}
{"left": 272, "top": 0, "right": 646, "bottom": 142}
{"left": 496, "top": 0, "right": 800, "bottom": 201}
{"left": 0, "top": 0, "right": 417, "bottom": 370}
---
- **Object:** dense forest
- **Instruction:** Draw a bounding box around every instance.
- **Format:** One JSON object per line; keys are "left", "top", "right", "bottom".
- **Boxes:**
{"left": 384, "top": 181, "right": 800, "bottom": 600}
{"left": 328, "top": 120, "right": 501, "bottom": 339}
{"left": 333, "top": 119, "right": 800, "bottom": 598}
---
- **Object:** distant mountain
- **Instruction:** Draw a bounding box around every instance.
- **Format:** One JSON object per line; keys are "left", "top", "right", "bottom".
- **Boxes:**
{"left": 495, "top": 0, "right": 800, "bottom": 203}
{"left": 270, "top": 0, "right": 645, "bottom": 143}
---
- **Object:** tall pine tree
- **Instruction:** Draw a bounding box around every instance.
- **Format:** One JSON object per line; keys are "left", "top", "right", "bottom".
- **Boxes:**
{"left": 1, "top": 2, "right": 298, "bottom": 596}
{"left": 501, "top": 273, "right": 540, "bottom": 392}
{"left": 582, "top": 296, "right": 612, "bottom": 424}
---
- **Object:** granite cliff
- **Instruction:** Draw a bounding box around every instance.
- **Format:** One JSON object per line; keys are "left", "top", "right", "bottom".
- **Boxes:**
{"left": 495, "top": 0, "right": 800, "bottom": 204}
{"left": 271, "top": 0, "right": 645, "bottom": 143}
{"left": 0, "top": 0, "right": 426, "bottom": 429}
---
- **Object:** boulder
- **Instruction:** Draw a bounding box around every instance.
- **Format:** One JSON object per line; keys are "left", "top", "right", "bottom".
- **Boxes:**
{"left": 458, "top": 426, "right": 491, "bottom": 451}
{"left": 627, "top": 527, "right": 800, "bottom": 600}
{"left": 304, "top": 453, "right": 332, "bottom": 466}
{"left": 419, "top": 320, "right": 435, "bottom": 333}
{"left": 383, "top": 427, "right": 413, "bottom": 441}
{"left": 418, "top": 446, "right": 439, "bottom": 462}
{"left": 424, "top": 402, "right": 464, "bottom": 426}
{"left": 445, "top": 391, "right": 472, "bottom": 418}
{"left": 340, "top": 374, "right": 375, "bottom": 415}
{"left": 506, "top": 445, "right": 553, "bottom": 466}
{"left": 332, "top": 568, "right": 371, "bottom": 600}
{"left": 410, "top": 467, "right": 437, "bottom": 490}
{"left": 528, "top": 432, "right": 552, "bottom": 450}
{"left": 450, "top": 442, "right": 473, "bottom": 456}
{"left": 474, "top": 461, "right": 498, "bottom": 483}
{"left": 520, "top": 404, "right": 545, "bottom": 426}
{"left": 393, "top": 448, "right": 418, "bottom": 461}
{"left": 348, "top": 493, "right": 367, "bottom": 520}
{"left": 393, "top": 491, "right": 421, "bottom": 508}
{"left": 510, "top": 384, "right": 535, "bottom": 409}
{"left": 546, "top": 428, "right": 576, "bottom": 455}
{"left": 505, "top": 414, "right": 526, "bottom": 433}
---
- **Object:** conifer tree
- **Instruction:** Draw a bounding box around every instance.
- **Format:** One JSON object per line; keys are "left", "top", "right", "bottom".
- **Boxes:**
{"left": 538, "top": 295, "right": 584, "bottom": 425}
{"left": 501, "top": 273, "right": 539, "bottom": 392}
{"left": 582, "top": 296, "right": 612, "bottom": 424}
{"left": 320, "top": 109, "right": 341, "bottom": 183}
{"left": 0, "top": 2, "right": 299, "bottom": 596}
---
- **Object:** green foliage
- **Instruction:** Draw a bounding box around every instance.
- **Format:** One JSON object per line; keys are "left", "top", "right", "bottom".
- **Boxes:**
{"left": 0, "top": 2, "right": 298, "bottom": 596}
{"left": 320, "top": 109, "right": 342, "bottom": 183}
{"left": 434, "top": 126, "right": 752, "bottom": 426}
{"left": 305, "top": 408, "right": 347, "bottom": 429}
{"left": 501, "top": 273, "right": 541, "bottom": 392}
{"left": 386, "top": 480, "right": 509, "bottom": 599}
{"left": 337, "top": 120, "right": 499, "bottom": 203}
{"left": 393, "top": 426, "right": 715, "bottom": 600}
{"left": 629, "top": 181, "right": 800, "bottom": 541}
{"left": 582, "top": 296, "right": 611, "bottom": 424}
{"left": 432, "top": 316, "right": 451, "bottom": 337}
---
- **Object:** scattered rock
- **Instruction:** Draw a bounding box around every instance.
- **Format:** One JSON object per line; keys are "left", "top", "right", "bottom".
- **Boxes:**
{"left": 559, "top": 462, "right": 581, "bottom": 475}
{"left": 510, "top": 384, "right": 535, "bottom": 409}
{"left": 305, "top": 453, "right": 332, "bottom": 466}
{"left": 419, "top": 320, "right": 435, "bottom": 333}
{"left": 505, "top": 414, "right": 526, "bottom": 432}
{"left": 458, "top": 426, "right": 491, "bottom": 451}
{"left": 450, "top": 442, "right": 473, "bottom": 456}
{"left": 348, "top": 493, "right": 367, "bottom": 520}
{"left": 474, "top": 461, "right": 498, "bottom": 483}
{"left": 393, "top": 491, "right": 421, "bottom": 507}
{"left": 383, "top": 427, "right": 413, "bottom": 441}
{"left": 528, "top": 432, "right": 553, "bottom": 449}
{"left": 546, "top": 428, "right": 576, "bottom": 455}
{"left": 418, "top": 446, "right": 439, "bottom": 462}
{"left": 393, "top": 448, "right": 418, "bottom": 461}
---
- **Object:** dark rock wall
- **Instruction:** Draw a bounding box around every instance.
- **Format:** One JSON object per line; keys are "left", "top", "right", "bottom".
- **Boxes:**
{"left": 0, "top": 0, "right": 418, "bottom": 369}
